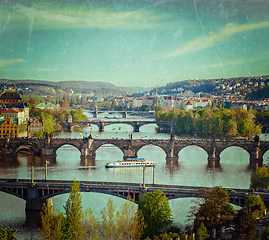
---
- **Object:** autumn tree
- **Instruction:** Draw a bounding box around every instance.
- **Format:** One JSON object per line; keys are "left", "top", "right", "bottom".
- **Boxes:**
{"left": 40, "top": 205, "right": 64, "bottom": 240}
{"left": 188, "top": 186, "right": 235, "bottom": 232}
{"left": 83, "top": 208, "right": 100, "bottom": 240}
{"left": 232, "top": 207, "right": 258, "bottom": 240}
{"left": 138, "top": 190, "right": 172, "bottom": 239}
{"left": 100, "top": 199, "right": 122, "bottom": 240}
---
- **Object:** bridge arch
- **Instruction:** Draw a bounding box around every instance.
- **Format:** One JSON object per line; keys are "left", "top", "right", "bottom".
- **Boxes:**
{"left": 95, "top": 143, "right": 124, "bottom": 161}
{"left": 0, "top": 189, "right": 26, "bottom": 201}
{"left": 54, "top": 143, "right": 81, "bottom": 157}
{"left": 137, "top": 144, "right": 167, "bottom": 160}
{"left": 39, "top": 189, "right": 137, "bottom": 203}
{"left": 14, "top": 142, "right": 41, "bottom": 156}
{"left": 219, "top": 146, "right": 250, "bottom": 165}
{"left": 176, "top": 144, "right": 208, "bottom": 162}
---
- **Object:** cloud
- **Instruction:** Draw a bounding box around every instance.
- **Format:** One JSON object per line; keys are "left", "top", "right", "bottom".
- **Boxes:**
{"left": 166, "top": 21, "right": 269, "bottom": 57}
{"left": 5, "top": 2, "right": 172, "bottom": 30}
{"left": 202, "top": 59, "right": 246, "bottom": 69}
{"left": 0, "top": 59, "right": 26, "bottom": 68}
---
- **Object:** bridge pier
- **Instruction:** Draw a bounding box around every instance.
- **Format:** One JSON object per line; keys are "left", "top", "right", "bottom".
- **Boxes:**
{"left": 99, "top": 122, "right": 105, "bottom": 132}
{"left": 41, "top": 147, "right": 56, "bottom": 157}
{"left": 133, "top": 123, "right": 140, "bottom": 132}
{"left": 249, "top": 145, "right": 263, "bottom": 169}
{"left": 25, "top": 184, "right": 53, "bottom": 228}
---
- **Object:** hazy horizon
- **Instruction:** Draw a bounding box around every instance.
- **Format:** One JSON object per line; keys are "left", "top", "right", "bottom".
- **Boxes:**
{"left": 0, "top": 0, "right": 269, "bottom": 87}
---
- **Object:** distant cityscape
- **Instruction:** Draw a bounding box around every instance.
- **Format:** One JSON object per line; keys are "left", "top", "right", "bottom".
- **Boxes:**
{"left": 0, "top": 75, "right": 268, "bottom": 139}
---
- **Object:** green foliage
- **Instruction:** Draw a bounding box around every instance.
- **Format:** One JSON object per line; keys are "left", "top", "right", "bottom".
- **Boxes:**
{"left": 39, "top": 204, "right": 64, "bottom": 240}
{"left": 157, "top": 107, "right": 261, "bottom": 137}
{"left": 40, "top": 185, "right": 145, "bottom": 240}
{"left": 260, "top": 226, "right": 269, "bottom": 240}
{"left": 111, "top": 98, "right": 117, "bottom": 108}
{"left": 196, "top": 222, "right": 209, "bottom": 240}
{"left": 138, "top": 190, "right": 172, "bottom": 239}
{"left": 232, "top": 207, "right": 258, "bottom": 240}
{"left": 33, "top": 130, "right": 47, "bottom": 138}
{"left": 188, "top": 186, "right": 235, "bottom": 231}
{"left": 63, "top": 180, "right": 83, "bottom": 240}
{"left": 18, "top": 123, "right": 27, "bottom": 132}
{"left": 0, "top": 228, "right": 17, "bottom": 240}
{"left": 245, "top": 195, "right": 266, "bottom": 218}
{"left": 141, "top": 105, "right": 149, "bottom": 111}
{"left": 250, "top": 167, "right": 269, "bottom": 189}
{"left": 40, "top": 179, "right": 83, "bottom": 240}
{"left": 69, "top": 109, "right": 87, "bottom": 122}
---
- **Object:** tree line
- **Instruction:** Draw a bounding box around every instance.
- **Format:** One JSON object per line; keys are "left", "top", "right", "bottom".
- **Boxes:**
{"left": 30, "top": 108, "right": 87, "bottom": 137}
{"left": 2, "top": 179, "right": 269, "bottom": 239}
{"left": 155, "top": 105, "right": 262, "bottom": 138}
{"left": 38, "top": 180, "right": 269, "bottom": 239}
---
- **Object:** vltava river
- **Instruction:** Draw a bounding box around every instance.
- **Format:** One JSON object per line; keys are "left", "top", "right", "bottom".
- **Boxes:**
{"left": 0, "top": 112, "right": 268, "bottom": 238}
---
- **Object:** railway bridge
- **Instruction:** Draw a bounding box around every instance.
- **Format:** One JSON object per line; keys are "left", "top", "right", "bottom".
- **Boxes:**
{"left": 0, "top": 137, "right": 269, "bottom": 168}
{"left": 0, "top": 179, "right": 266, "bottom": 227}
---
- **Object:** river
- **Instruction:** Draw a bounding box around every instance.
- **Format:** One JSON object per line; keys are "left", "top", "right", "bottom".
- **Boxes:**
{"left": 0, "top": 112, "right": 269, "bottom": 239}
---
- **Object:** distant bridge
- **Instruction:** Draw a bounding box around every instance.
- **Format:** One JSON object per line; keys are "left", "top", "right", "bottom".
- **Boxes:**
{"left": 1, "top": 137, "right": 269, "bottom": 168}
{"left": 0, "top": 179, "right": 266, "bottom": 227}
{"left": 61, "top": 120, "right": 176, "bottom": 133}
{"left": 85, "top": 110, "right": 155, "bottom": 118}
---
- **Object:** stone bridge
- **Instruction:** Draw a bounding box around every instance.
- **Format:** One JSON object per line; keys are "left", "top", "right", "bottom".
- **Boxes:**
{"left": 85, "top": 110, "right": 155, "bottom": 118}
{"left": 61, "top": 120, "right": 176, "bottom": 133}
{"left": 1, "top": 137, "right": 269, "bottom": 168}
{"left": 0, "top": 179, "right": 267, "bottom": 227}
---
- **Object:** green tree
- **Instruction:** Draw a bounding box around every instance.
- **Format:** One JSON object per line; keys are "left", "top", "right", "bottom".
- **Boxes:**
{"left": 196, "top": 222, "right": 209, "bottom": 240}
{"left": 246, "top": 195, "right": 266, "bottom": 218}
{"left": 232, "top": 207, "right": 258, "bottom": 240}
{"left": 138, "top": 190, "right": 172, "bottom": 239}
{"left": 111, "top": 98, "right": 117, "bottom": 108}
{"left": 188, "top": 186, "right": 235, "bottom": 231}
{"left": 39, "top": 179, "right": 84, "bottom": 240}
{"left": 250, "top": 167, "right": 269, "bottom": 189}
{"left": 0, "top": 228, "right": 18, "bottom": 240}
{"left": 63, "top": 180, "right": 84, "bottom": 240}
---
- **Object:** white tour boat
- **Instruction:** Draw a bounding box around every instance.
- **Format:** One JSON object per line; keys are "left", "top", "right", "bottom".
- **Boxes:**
{"left": 105, "top": 158, "right": 156, "bottom": 168}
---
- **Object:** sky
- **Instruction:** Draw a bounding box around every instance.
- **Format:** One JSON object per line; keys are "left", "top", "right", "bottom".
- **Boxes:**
{"left": 0, "top": 0, "right": 269, "bottom": 87}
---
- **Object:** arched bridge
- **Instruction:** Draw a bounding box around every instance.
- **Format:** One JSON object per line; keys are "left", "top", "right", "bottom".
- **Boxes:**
{"left": 1, "top": 179, "right": 267, "bottom": 227}
{"left": 1, "top": 137, "right": 269, "bottom": 168}
{"left": 85, "top": 110, "right": 155, "bottom": 118}
{"left": 61, "top": 120, "right": 176, "bottom": 133}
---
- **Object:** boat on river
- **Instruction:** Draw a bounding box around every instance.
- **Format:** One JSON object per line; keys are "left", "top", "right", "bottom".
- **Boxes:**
{"left": 105, "top": 158, "right": 156, "bottom": 168}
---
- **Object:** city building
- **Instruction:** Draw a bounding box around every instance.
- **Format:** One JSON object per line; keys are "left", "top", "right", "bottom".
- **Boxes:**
{"left": 27, "top": 119, "right": 44, "bottom": 137}
{"left": 0, "top": 89, "right": 22, "bottom": 106}
{"left": 35, "top": 102, "right": 59, "bottom": 110}
{"left": 0, "top": 118, "right": 18, "bottom": 138}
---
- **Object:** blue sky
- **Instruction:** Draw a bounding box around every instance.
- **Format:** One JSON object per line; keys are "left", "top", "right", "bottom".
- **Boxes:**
{"left": 0, "top": 0, "right": 269, "bottom": 87}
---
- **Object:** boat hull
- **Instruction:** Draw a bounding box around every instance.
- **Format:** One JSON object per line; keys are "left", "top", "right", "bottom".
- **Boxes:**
{"left": 105, "top": 164, "right": 156, "bottom": 168}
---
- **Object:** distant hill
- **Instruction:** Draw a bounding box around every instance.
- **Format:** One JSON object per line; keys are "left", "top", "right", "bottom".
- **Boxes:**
{"left": 0, "top": 79, "right": 151, "bottom": 96}
{"left": 246, "top": 86, "right": 269, "bottom": 100}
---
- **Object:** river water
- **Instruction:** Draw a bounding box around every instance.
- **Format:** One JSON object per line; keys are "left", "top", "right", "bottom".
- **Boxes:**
{"left": 0, "top": 112, "right": 269, "bottom": 239}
